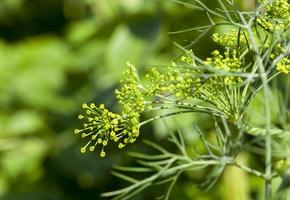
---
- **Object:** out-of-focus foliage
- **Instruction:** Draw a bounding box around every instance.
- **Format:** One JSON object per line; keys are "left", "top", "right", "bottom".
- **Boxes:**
{"left": 1, "top": 0, "right": 289, "bottom": 200}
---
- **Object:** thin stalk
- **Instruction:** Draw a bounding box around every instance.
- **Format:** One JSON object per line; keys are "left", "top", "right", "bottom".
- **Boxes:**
{"left": 233, "top": 161, "right": 267, "bottom": 179}
{"left": 139, "top": 110, "right": 195, "bottom": 127}
{"left": 241, "top": 14, "right": 272, "bottom": 199}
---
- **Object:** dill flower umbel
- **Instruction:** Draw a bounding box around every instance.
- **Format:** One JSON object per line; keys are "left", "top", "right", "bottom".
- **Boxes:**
{"left": 212, "top": 29, "right": 248, "bottom": 48}
{"left": 270, "top": 43, "right": 290, "bottom": 74}
{"left": 75, "top": 103, "right": 141, "bottom": 157}
{"left": 75, "top": 63, "right": 150, "bottom": 157}
{"left": 115, "top": 63, "right": 146, "bottom": 112}
{"left": 144, "top": 51, "right": 201, "bottom": 99}
{"left": 276, "top": 58, "right": 290, "bottom": 74}
{"left": 74, "top": 103, "right": 121, "bottom": 157}
{"left": 204, "top": 49, "right": 243, "bottom": 85}
{"left": 256, "top": 0, "right": 290, "bottom": 31}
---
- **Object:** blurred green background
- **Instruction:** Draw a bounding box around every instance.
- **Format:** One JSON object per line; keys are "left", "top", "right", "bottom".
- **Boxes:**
{"left": 0, "top": 0, "right": 282, "bottom": 199}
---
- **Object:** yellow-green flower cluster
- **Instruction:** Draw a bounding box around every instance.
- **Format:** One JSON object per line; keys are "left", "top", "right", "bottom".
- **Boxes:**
{"left": 212, "top": 29, "right": 247, "bottom": 48}
{"left": 145, "top": 50, "right": 201, "bottom": 99}
{"left": 75, "top": 63, "right": 148, "bottom": 157}
{"left": 144, "top": 49, "right": 243, "bottom": 108}
{"left": 115, "top": 62, "right": 148, "bottom": 112}
{"left": 257, "top": 0, "right": 290, "bottom": 31}
{"left": 205, "top": 50, "right": 241, "bottom": 72}
{"left": 75, "top": 102, "right": 140, "bottom": 157}
{"left": 271, "top": 43, "right": 290, "bottom": 74}
{"left": 276, "top": 58, "right": 290, "bottom": 74}
{"left": 205, "top": 50, "right": 242, "bottom": 85}
{"left": 74, "top": 103, "right": 121, "bottom": 157}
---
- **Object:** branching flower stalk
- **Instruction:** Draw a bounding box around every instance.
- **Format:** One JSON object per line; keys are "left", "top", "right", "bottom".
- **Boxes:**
{"left": 75, "top": 0, "right": 290, "bottom": 199}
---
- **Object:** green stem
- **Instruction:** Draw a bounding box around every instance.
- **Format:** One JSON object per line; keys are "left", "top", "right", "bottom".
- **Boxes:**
{"left": 242, "top": 16, "right": 272, "bottom": 199}
{"left": 139, "top": 110, "right": 195, "bottom": 127}
{"left": 233, "top": 161, "right": 267, "bottom": 179}
{"left": 145, "top": 100, "right": 224, "bottom": 116}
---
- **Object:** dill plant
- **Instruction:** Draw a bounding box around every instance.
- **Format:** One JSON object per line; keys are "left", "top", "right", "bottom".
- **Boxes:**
{"left": 74, "top": 0, "right": 290, "bottom": 199}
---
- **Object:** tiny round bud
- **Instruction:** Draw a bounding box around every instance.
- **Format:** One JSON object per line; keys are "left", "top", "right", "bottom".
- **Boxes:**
{"left": 131, "top": 118, "right": 138, "bottom": 124}
{"left": 74, "top": 129, "right": 80, "bottom": 134}
{"left": 146, "top": 105, "right": 153, "bottom": 111}
{"left": 104, "top": 123, "right": 111, "bottom": 130}
{"left": 112, "top": 119, "right": 118, "bottom": 125}
{"left": 129, "top": 138, "right": 135, "bottom": 143}
{"left": 132, "top": 128, "right": 138, "bottom": 134}
{"left": 118, "top": 143, "right": 124, "bottom": 149}
{"left": 100, "top": 151, "right": 106, "bottom": 157}
{"left": 80, "top": 147, "right": 86, "bottom": 153}
{"left": 78, "top": 115, "right": 84, "bottom": 119}
{"left": 102, "top": 141, "right": 108, "bottom": 146}
{"left": 99, "top": 104, "right": 105, "bottom": 109}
